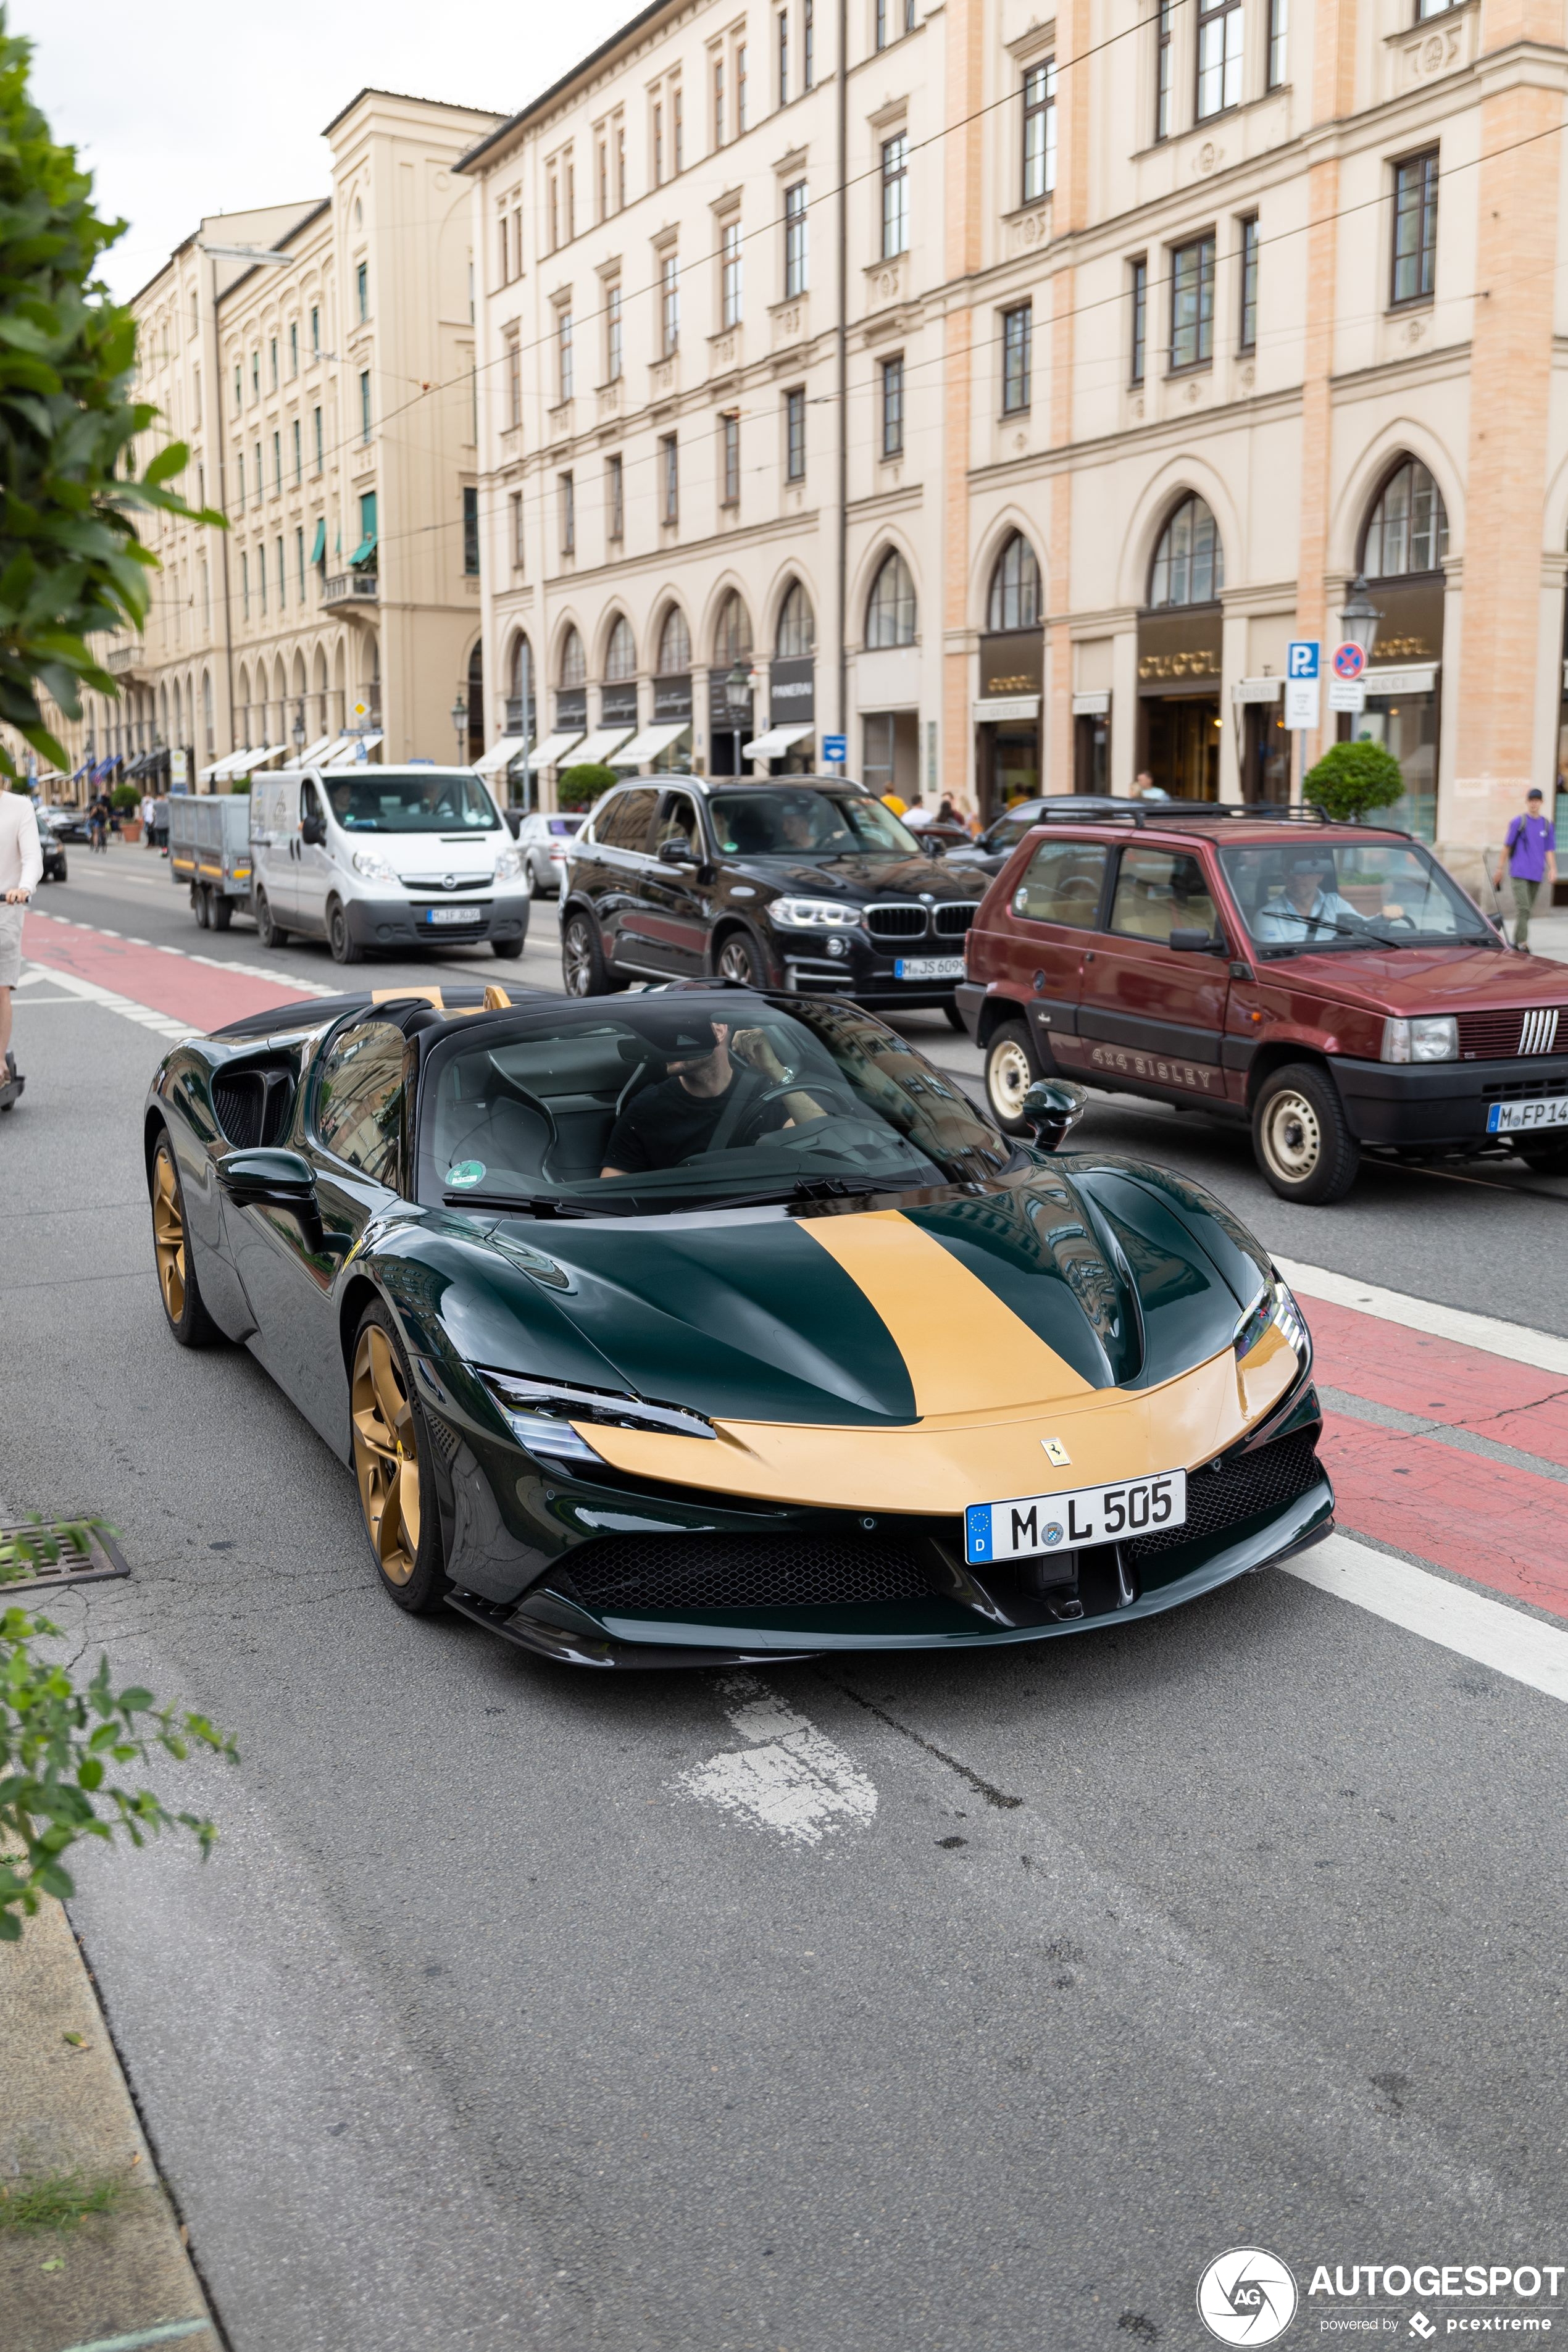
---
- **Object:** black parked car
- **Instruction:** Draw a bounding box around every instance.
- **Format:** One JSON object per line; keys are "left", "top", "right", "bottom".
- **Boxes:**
{"left": 560, "top": 777, "right": 989, "bottom": 1021}
{"left": 944, "top": 796, "right": 1126, "bottom": 880}
{"left": 36, "top": 810, "right": 69, "bottom": 881}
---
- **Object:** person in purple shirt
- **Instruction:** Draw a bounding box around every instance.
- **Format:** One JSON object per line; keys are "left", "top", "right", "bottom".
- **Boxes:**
{"left": 1493, "top": 786, "right": 1557, "bottom": 949}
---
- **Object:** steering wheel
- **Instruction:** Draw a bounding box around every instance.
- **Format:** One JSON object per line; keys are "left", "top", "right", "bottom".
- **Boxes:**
{"left": 735, "top": 1075, "right": 865, "bottom": 1142}
{"left": 1375, "top": 909, "right": 1417, "bottom": 932}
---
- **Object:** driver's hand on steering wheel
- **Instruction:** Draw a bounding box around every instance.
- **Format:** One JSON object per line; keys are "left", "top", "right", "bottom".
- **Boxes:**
{"left": 730, "top": 1027, "right": 789, "bottom": 1083}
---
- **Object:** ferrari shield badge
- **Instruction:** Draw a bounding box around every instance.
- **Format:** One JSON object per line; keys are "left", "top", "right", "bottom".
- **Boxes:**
{"left": 1040, "top": 1437, "right": 1072, "bottom": 1466}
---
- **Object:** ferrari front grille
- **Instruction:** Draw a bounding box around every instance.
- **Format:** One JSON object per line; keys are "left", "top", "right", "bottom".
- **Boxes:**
{"left": 554, "top": 1531, "right": 936, "bottom": 1613}
{"left": 1124, "top": 1430, "right": 1324, "bottom": 1562}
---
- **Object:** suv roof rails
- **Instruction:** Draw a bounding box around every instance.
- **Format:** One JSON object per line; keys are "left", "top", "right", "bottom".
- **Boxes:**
{"left": 1024, "top": 799, "right": 1412, "bottom": 836}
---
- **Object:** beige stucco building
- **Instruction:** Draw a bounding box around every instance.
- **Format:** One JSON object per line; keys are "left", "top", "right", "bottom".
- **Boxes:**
{"left": 457, "top": 0, "right": 1568, "bottom": 854}
{"left": 35, "top": 89, "right": 503, "bottom": 796}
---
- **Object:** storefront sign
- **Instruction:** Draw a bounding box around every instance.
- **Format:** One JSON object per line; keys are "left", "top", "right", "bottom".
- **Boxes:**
{"left": 1361, "top": 576, "right": 1444, "bottom": 667}
{"left": 1137, "top": 609, "right": 1222, "bottom": 693}
{"left": 653, "top": 672, "right": 693, "bottom": 722}
{"left": 600, "top": 682, "right": 638, "bottom": 727}
{"left": 556, "top": 687, "right": 587, "bottom": 731}
{"left": 770, "top": 656, "right": 815, "bottom": 724}
{"left": 978, "top": 630, "right": 1043, "bottom": 699}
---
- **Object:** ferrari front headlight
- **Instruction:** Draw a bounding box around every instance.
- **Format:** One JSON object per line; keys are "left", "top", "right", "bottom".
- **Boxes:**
{"left": 1233, "top": 1275, "right": 1311, "bottom": 1370}
{"left": 771, "top": 897, "right": 860, "bottom": 929}
{"left": 481, "top": 1370, "right": 715, "bottom": 1465}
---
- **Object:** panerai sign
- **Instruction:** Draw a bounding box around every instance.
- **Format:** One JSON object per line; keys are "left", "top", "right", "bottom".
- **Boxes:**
{"left": 770, "top": 656, "right": 815, "bottom": 724}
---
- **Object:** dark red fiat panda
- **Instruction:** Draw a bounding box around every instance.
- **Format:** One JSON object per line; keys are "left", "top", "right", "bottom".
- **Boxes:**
{"left": 956, "top": 808, "right": 1568, "bottom": 1203}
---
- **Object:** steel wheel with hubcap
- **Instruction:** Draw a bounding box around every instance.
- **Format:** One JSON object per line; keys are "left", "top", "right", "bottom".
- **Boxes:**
{"left": 255, "top": 891, "right": 288, "bottom": 949}
{"left": 349, "top": 1309, "right": 448, "bottom": 1611}
{"left": 328, "top": 901, "right": 362, "bottom": 964}
{"left": 1251, "top": 1062, "right": 1360, "bottom": 1204}
{"left": 151, "top": 1134, "right": 221, "bottom": 1346}
{"left": 985, "top": 1019, "right": 1041, "bottom": 1134}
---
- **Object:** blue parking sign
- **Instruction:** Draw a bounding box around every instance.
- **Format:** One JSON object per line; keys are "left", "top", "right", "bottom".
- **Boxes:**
{"left": 1287, "top": 641, "right": 1320, "bottom": 680}
{"left": 822, "top": 733, "right": 848, "bottom": 762}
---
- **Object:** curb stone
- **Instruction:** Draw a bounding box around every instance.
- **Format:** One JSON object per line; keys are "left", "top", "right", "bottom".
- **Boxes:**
{"left": 0, "top": 1899, "right": 220, "bottom": 2352}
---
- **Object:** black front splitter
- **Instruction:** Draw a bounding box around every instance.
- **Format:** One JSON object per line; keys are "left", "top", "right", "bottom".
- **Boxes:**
{"left": 443, "top": 1585, "right": 813, "bottom": 1670}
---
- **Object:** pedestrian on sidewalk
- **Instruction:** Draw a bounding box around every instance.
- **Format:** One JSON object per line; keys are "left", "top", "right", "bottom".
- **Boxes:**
{"left": 0, "top": 782, "right": 42, "bottom": 1095}
{"left": 1493, "top": 786, "right": 1557, "bottom": 949}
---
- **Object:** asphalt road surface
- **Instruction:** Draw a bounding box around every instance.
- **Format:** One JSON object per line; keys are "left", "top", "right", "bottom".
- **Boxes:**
{"left": 6, "top": 844, "right": 1567, "bottom": 2352}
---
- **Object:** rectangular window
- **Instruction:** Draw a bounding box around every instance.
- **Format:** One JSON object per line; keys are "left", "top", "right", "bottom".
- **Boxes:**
{"left": 778, "top": 7, "right": 789, "bottom": 104}
{"left": 236, "top": 449, "right": 245, "bottom": 506}
{"left": 617, "top": 121, "right": 627, "bottom": 207}
{"left": 559, "top": 470, "right": 575, "bottom": 556}
{"left": 240, "top": 550, "right": 249, "bottom": 619}
{"left": 359, "top": 370, "right": 372, "bottom": 442}
{"left": 356, "top": 262, "right": 368, "bottom": 322}
{"left": 881, "top": 354, "right": 904, "bottom": 457}
{"left": 1197, "top": 0, "right": 1243, "bottom": 119}
{"left": 566, "top": 158, "right": 576, "bottom": 238}
{"left": 1170, "top": 233, "right": 1216, "bottom": 368}
{"left": 290, "top": 323, "right": 299, "bottom": 376}
{"left": 785, "top": 385, "right": 806, "bottom": 480}
{"left": 259, "top": 540, "right": 269, "bottom": 615}
{"left": 1391, "top": 149, "right": 1438, "bottom": 306}
{"left": 673, "top": 88, "right": 684, "bottom": 172}
{"left": 313, "top": 406, "right": 323, "bottom": 472}
{"left": 1267, "top": 0, "right": 1288, "bottom": 86}
{"left": 499, "top": 212, "right": 510, "bottom": 283}
{"left": 722, "top": 220, "right": 743, "bottom": 325}
{"left": 506, "top": 332, "right": 522, "bottom": 425}
{"left": 310, "top": 306, "right": 320, "bottom": 356}
{"left": 558, "top": 307, "right": 574, "bottom": 402}
{"left": 738, "top": 43, "right": 748, "bottom": 130}
{"left": 607, "top": 452, "right": 624, "bottom": 540}
{"left": 270, "top": 337, "right": 278, "bottom": 389}
{"left": 462, "top": 485, "right": 480, "bottom": 575}
{"left": 272, "top": 430, "right": 281, "bottom": 493}
{"left": 881, "top": 135, "right": 909, "bottom": 258}
{"left": 233, "top": 361, "right": 242, "bottom": 412}
{"left": 253, "top": 442, "right": 262, "bottom": 503}
{"left": 1022, "top": 59, "right": 1057, "bottom": 202}
{"left": 804, "top": 0, "right": 814, "bottom": 86}
{"left": 597, "top": 137, "right": 608, "bottom": 221}
{"left": 1001, "top": 303, "right": 1032, "bottom": 412}
{"left": 275, "top": 535, "right": 285, "bottom": 609}
{"left": 714, "top": 54, "right": 726, "bottom": 145}
{"left": 1238, "top": 215, "right": 1259, "bottom": 349}
{"left": 721, "top": 411, "right": 740, "bottom": 505}
{"left": 292, "top": 418, "right": 301, "bottom": 483}
{"left": 654, "top": 101, "right": 664, "bottom": 185}
{"left": 510, "top": 489, "right": 525, "bottom": 569}
{"left": 1156, "top": 0, "right": 1174, "bottom": 140}
{"left": 251, "top": 350, "right": 260, "bottom": 399}
{"left": 661, "top": 433, "right": 678, "bottom": 524}
{"left": 296, "top": 527, "right": 305, "bottom": 602}
{"left": 1130, "top": 256, "right": 1148, "bottom": 383}
{"left": 784, "top": 180, "right": 808, "bottom": 296}
{"left": 606, "top": 283, "right": 623, "bottom": 380}
{"left": 549, "top": 173, "right": 559, "bottom": 251}
{"left": 661, "top": 252, "right": 680, "bottom": 352}
{"left": 877, "top": 0, "right": 888, "bottom": 47}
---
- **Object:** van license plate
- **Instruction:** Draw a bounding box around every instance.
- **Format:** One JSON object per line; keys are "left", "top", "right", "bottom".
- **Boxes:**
{"left": 895, "top": 956, "right": 965, "bottom": 981}
{"left": 965, "top": 1471, "right": 1187, "bottom": 1565}
{"left": 1487, "top": 1096, "right": 1568, "bottom": 1133}
{"left": 425, "top": 906, "right": 480, "bottom": 925}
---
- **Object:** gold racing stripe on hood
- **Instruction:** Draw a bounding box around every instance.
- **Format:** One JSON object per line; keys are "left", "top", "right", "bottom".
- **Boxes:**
{"left": 798, "top": 1208, "right": 1096, "bottom": 1414}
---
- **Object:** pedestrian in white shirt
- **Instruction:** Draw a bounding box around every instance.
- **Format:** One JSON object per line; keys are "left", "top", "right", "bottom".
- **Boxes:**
{"left": 0, "top": 783, "right": 43, "bottom": 1089}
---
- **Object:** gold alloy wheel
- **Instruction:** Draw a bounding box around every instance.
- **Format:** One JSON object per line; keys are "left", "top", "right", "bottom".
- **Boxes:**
{"left": 152, "top": 1142, "right": 188, "bottom": 1324}
{"left": 1260, "top": 1086, "right": 1322, "bottom": 1185}
{"left": 351, "top": 1324, "right": 422, "bottom": 1585}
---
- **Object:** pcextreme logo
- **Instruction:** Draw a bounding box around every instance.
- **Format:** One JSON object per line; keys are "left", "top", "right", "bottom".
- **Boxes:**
{"left": 1198, "top": 2250, "right": 1301, "bottom": 2345}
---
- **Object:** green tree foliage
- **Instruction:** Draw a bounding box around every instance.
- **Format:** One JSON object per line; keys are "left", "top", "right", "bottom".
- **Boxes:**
{"left": 557, "top": 761, "right": 620, "bottom": 810}
{"left": 0, "top": 17, "right": 222, "bottom": 777}
{"left": 1302, "top": 738, "right": 1406, "bottom": 824}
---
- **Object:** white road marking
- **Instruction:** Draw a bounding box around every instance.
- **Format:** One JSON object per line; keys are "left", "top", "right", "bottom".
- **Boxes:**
{"left": 1284, "top": 1533, "right": 1568, "bottom": 1706}
{"left": 18, "top": 963, "right": 197, "bottom": 1043}
{"left": 676, "top": 1673, "right": 878, "bottom": 1847}
{"left": 1275, "top": 1254, "right": 1568, "bottom": 1378}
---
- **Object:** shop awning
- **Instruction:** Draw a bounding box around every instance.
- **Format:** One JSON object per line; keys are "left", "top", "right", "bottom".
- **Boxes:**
{"left": 740, "top": 722, "right": 814, "bottom": 761}
{"left": 972, "top": 696, "right": 1041, "bottom": 724}
{"left": 296, "top": 735, "right": 336, "bottom": 764}
{"left": 610, "top": 721, "right": 693, "bottom": 768}
{"left": 248, "top": 744, "right": 290, "bottom": 771}
{"left": 530, "top": 728, "right": 585, "bottom": 771}
{"left": 568, "top": 725, "right": 634, "bottom": 769}
{"left": 199, "top": 751, "right": 243, "bottom": 783}
{"left": 309, "top": 518, "right": 326, "bottom": 565}
{"left": 475, "top": 736, "right": 527, "bottom": 777}
{"left": 323, "top": 733, "right": 383, "bottom": 767}
{"left": 349, "top": 533, "right": 377, "bottom": 567}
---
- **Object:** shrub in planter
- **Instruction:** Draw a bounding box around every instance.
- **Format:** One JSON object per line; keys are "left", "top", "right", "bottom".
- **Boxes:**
{"left": 1302, "top": 739, "right": 1405, "bottom": 824}
{"left": 556, "top": 762, "right": 619, "bottom": 811}
{"left": 109, "top": 782, "right": 139, "bottom": 813}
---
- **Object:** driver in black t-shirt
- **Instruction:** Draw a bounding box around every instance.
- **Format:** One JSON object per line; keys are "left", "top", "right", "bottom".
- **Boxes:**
{"left": 601, "top": 1019, "right": 825, "bottom": 1177}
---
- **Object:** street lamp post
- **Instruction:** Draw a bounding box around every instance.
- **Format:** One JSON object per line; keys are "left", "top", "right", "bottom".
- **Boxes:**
{"left": 451, "top": 690, "right": 468, "bottom": 766}
{"left": 292, "top": 706, "right": 306, "bottom": 763}
{"left": 1338, "top": 577, "right": 1383, "bottom": 660}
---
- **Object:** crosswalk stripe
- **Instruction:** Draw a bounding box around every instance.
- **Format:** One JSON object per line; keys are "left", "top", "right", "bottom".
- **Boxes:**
{"left": 1284, "top": 1532, "right": 1568, "bottom": 1706}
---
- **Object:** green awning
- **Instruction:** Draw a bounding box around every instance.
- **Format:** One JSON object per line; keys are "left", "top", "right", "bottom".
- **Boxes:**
{"left": 349, "top": 532, "right": 377, "bottom": 567}
{"left": 309, "top": 518, "right": 325, "bottom": 565}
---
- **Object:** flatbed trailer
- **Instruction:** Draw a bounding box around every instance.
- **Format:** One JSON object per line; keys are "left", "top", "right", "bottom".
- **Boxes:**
{"left": 169, "top": 794, "right": 252, "bottom": 930}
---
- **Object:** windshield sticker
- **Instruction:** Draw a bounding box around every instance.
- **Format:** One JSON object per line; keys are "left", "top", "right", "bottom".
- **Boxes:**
{"left": 447, "top": 1159, "right": 486, "bottom": 1188}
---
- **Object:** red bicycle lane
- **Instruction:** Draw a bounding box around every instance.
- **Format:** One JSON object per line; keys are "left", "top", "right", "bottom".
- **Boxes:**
{"left": 23, "top": 909, "right": 322, "bottom": 1028}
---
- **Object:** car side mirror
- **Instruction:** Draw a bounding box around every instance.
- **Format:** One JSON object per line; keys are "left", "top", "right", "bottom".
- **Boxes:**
{"left": 1168, "top": 928, "right": 1225, "bottom": 954}
{"left": 921, "top": 835, "right": 946, "bottom": 857}
{"left": 1020, "top": 1079, "right": 1086, "bottom": 1152}
{"left": 657, "top": 837, "right": 696, "bottom": 866}
{"left": 217, "top": 1147, "right": 317, "bottom": 1209}
{"left": 300, "top": 815, "right": 327, "bottom": 847}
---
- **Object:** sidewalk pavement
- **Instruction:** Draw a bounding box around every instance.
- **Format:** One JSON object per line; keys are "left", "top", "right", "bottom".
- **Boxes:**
{"left": 1, "top": 1898, "right": 220, "bottom": 2352}
{"left": 1518, "top": 909, "right": 1568, "bottom": 963}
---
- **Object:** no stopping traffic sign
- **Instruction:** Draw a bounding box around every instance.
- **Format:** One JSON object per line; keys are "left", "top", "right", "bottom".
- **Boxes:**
{"left": 1332, "top": 642, "right": 1367, "bottom": 682}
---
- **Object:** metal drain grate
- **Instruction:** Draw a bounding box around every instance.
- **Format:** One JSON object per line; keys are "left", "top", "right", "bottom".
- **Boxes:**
{"left": 0, "top": 1522, "right": 131, "bottom": 1593}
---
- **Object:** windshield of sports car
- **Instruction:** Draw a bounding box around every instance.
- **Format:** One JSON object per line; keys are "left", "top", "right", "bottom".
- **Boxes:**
{"left": 320, "top": 770, "right": 501, "bottom": 833}
{"left": 420, "top": 995, "right": 1012, "bottom": 1214}
{"left": 1218, "top": 841, "right": 1493, "bottom": 953}
{"left": 706, "top": 788, "right": 919, "bottom": 859}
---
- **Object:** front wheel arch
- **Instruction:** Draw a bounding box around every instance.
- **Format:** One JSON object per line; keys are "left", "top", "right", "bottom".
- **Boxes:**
{"left": 708, "top": 920, "right": 777, "bottom": 988}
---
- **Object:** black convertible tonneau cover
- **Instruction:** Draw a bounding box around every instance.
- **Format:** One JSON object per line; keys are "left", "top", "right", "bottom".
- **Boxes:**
{"left": 209, "top": 983, "right": 548, "bottom": 1045}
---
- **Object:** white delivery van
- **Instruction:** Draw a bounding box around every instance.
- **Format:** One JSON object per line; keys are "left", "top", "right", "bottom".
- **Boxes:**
{"left": 248, "top": 763, "right": 531, "bottom": 964}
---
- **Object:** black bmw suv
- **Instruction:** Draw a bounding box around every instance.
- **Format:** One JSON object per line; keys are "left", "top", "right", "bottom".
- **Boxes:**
{"left": 559, "top": 776, "right": 989, "bottom": 1020}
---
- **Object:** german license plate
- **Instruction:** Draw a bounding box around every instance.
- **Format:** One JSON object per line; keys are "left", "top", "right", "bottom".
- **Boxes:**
{"left": 965, "top": 1470, "right": 1187, "bottom": 1566}
{"left": 1487, "top": 1096, "right": 1568, "bottom": 1134}
{"left": 895, "top": 955, "right": 965, "bottom": 981}
{"left": 424, "top": 906, "right": 481, "bottom": 925}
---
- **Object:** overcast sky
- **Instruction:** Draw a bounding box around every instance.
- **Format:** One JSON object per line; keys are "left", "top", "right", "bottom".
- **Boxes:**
{"left": 18, "top": 0, "right": 634, "bottom": 300}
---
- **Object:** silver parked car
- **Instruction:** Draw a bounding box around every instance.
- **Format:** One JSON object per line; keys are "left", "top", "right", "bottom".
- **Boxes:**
{"left": 515, "top": 810, "right": 586, "bottom": 896}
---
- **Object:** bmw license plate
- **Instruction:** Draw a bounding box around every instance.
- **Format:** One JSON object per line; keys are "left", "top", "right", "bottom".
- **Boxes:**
{"left": 894, "top": 955, "right": 965, "bottom": 981}
{"left": 424, "top": 906, "right": 480, "bottom": 925}
{"left": 1487, "top": 1096, "right": 1568, "bottom": 1134}
{"left": 965, "top": 1471, "right": 1187, "bottom": 1565}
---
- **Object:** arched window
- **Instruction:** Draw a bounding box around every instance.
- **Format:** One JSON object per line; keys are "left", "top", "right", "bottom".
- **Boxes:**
{"left": 510, "top": 634, "right": 533, "bottom": 699}
{"left": 713, "top": 590, "right": 753, "bottom": 667}
{"left": 1148, "top": 494, "right": 1224, "bottom": 608}
{"left": 777, "top": 580, "right": 815, "bottom": 657}
{"left": 657, "top": 606, "right": 691, "bottom": 672}
{"left": 1362, "top": 459, "right": 1448, "bottom": 578}
{"left": 559, "top": 626, "right": 586, "bottom": 687}
{"left": 865, "top": 550, "right": 917, "bottom": 647}
{"left": 988, "top": 532, "right": 1041, "bottom": 631}
{"left": 604, "top": 614, "right": 636, "bottom": 679}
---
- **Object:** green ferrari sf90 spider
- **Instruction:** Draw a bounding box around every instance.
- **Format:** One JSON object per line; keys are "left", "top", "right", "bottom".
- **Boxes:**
{"left": 144, "top": 982, "right": 1330, "bottom": 1666}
